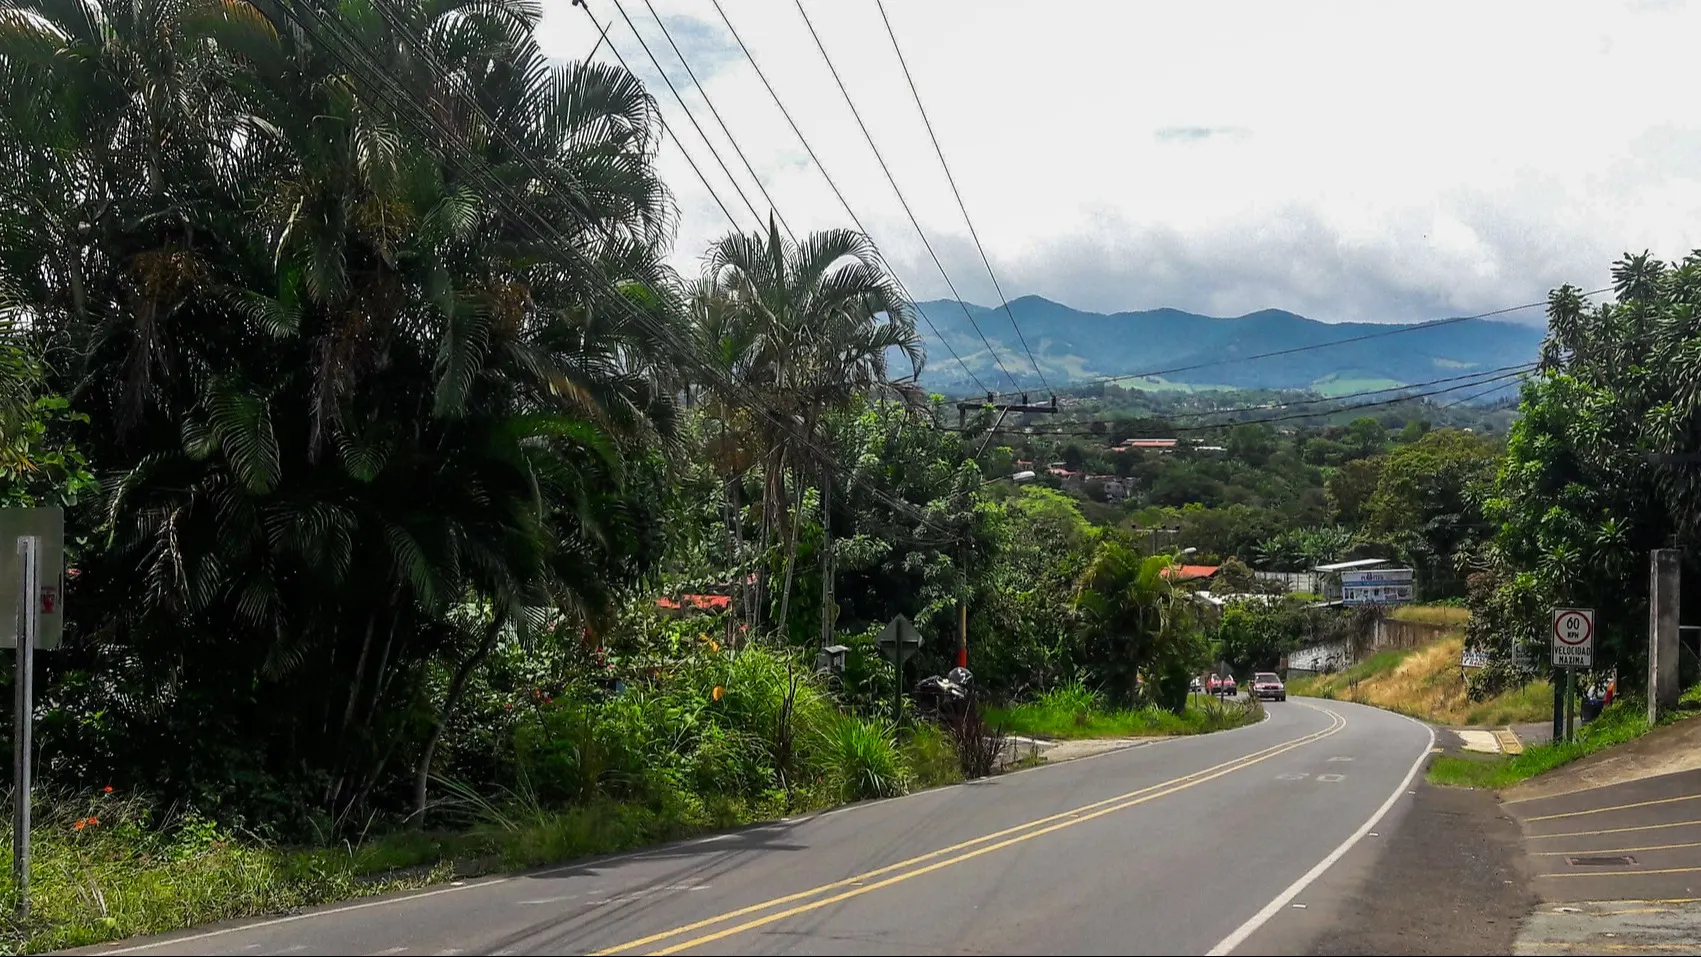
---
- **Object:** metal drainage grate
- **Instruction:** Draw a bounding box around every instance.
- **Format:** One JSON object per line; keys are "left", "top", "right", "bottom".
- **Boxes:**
{"left": 1566, "top": 856, "right": 1637, "bottom": 867}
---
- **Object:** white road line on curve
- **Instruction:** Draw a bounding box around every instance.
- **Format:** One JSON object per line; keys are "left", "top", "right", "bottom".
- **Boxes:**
{"left": 1205, "top": 708, "right": 1436, "bottom": 956}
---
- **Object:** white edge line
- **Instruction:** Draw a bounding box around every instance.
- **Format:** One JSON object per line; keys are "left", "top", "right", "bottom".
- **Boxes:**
{"left": 93, "top": 703, "right": 1283, "bottom": 954}
{"left": 1204, "top": 706, "right": 1436, "bottom": 957}
{"left": 92, "top": 877, "right": 515, "bottom": 954}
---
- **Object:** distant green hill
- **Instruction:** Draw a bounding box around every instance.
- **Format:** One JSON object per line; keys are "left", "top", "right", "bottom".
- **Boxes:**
{"left": 912, "top": 296, "right": 1545, "bottom": 396}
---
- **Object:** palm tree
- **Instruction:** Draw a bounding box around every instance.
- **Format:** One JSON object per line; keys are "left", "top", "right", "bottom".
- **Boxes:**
{"left": 0, "top": 0, "right": 684, "bottom": 820}
{"left": 699, "top": 218, "right": 924, "bottom": 644}
{"left": 1073, "top": 539, "right": 1202, "bottom": 709}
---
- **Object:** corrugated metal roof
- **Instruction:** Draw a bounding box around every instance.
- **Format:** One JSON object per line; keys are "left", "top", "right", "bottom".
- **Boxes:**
{"left": 1312, "top": 558, "right": 1391, "bottom": 572}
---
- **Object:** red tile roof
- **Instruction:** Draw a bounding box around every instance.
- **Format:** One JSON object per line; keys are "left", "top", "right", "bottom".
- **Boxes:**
{"left": 1161, "top": 564, "right": 1220, "bottom": 581}
{"left": 656, "top": 594, "right": 732, "bottom": 612}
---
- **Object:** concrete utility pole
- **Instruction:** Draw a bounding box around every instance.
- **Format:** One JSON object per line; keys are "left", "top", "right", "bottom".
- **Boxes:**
{"left": 1649, "top": 548, "right": 1680, "bottom": 725}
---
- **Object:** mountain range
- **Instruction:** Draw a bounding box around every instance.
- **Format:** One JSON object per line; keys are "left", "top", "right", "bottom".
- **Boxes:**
{"left": 911, "top": 296, "right": 1546, "bottom": 396}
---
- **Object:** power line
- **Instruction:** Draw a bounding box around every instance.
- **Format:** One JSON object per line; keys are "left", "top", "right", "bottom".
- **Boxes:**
{"left": 1076, "top": 290, "right": 1613, "bottom": 392}
{"left": 1153, "top": 362, "right": 1537, "bottom": 422}
{"left": 951, "top": 364, "right": 1540, "bottom": 437}
{"left": 1439, "top": 373, "right": 1530, "bottom": 409}
{"left": 287, "top": 1, "right": 963, "bottom": 540}
{"left": 873, "top": 0, "right": 1051, "bottom": 397}
{"left": 599, "top": 0, "right": 767, "bottom": 229}
{"left": 633, "top": 0, "right": 796, "bottom": 244}
{"left": 792, "top": 0, "right": 1022, "bottom": 393}
{"left": 558, "top": 10, "right": 743, "bottom": 231}
{"left": 707, "top": 0, "right": 992, "bottom": 399}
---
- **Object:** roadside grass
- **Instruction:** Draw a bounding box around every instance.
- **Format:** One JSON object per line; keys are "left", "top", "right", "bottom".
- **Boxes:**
{"left": 985, "top": 682, "right": 1262, "bottom": 740}
{"left": 1428, "top": 683, "right": 1701, "bottom": 790}
{"left": 0, "top": 725, "right": 965, "bottom": 955}
{"left": 1288, "top": 634, "right": 1551, "bottom": 726}
{"left": 1388, "top": 604, "right": 1471, "bottom": 627}
{"left": 1428, "top": 698, "right": 1653, "bottom": 789}
{"left": 0, "top": 791, "right": 749, "bottom": 955}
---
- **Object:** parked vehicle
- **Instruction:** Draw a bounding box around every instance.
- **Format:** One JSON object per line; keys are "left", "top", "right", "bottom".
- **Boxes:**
{"left": 1189, "top": 676, "right": 1203, "bottom": 693}
{"left": 1251, "top": 672, "right": 1287, "bottom": 702}
{"left": 915, "top": 667, "right": 975, "bottom": 718}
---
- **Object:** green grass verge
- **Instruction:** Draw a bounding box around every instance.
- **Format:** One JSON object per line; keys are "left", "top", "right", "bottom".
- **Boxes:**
{"left": 985, "top": 686, "right": 1262, "bottom": 740}
{"left": 2, "top": 727, "right": 966, "bottom": 954}
{"left": 1428, "top": 683, "right": 1701, "bottom": 790}
{"left": 2, "top": 794, "right": 752, "bottom": 954}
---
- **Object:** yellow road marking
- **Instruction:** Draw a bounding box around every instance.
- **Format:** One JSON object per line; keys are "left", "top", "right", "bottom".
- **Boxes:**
{"left": 1536, "top": 841, "right": 1701, "bottom": 856}
{"left": 1541, "top": 865, "right": 1701, "bottom": 878}
{"left": 597, "top": 704, "right": 1348, "bottom": 956}
{"left": 585, "top": 709, "right": 1344, "bottom": 956}
{"left": 1525, "top": 793, "right": 1701, "bottom": 823}
{"left": 1530, "top": 820, "right": 1701, "bottom": 840}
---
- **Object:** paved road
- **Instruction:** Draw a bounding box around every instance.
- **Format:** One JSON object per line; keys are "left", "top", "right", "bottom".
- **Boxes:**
{"left": 81, "top": 699, "right": 1433, "bottom": 957}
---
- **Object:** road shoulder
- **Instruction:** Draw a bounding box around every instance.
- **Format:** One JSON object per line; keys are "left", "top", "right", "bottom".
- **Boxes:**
{"left": 1243, "top": 779, "right": 1534, "bottom": 955}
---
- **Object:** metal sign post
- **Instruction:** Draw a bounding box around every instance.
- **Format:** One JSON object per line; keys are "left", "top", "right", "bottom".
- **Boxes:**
{"left": 3, "top": 506, "right": 63, "bottom": 921}
{"left": 878, "top": 615, "right": 923, "bottom": 727}
{"left": 1551, "top": 608, "right": 1595, "bottom": 743}
{"left": 12, "top": 535, "right": 38, "bottom": 920}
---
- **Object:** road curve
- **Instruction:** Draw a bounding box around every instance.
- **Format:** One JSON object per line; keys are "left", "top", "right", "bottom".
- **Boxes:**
{"left": 80, "top": 699, "right": 1434, "bottom": 957}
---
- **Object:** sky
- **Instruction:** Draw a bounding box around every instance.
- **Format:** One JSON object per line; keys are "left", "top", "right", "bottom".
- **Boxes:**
{"left": 538, "top": 0, "right": 1701, "bottom": 325}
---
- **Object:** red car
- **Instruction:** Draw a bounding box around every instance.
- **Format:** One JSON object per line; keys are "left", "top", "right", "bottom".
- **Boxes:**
{"left": 1207, "top": 674, "right": 1237, "bottom": 696}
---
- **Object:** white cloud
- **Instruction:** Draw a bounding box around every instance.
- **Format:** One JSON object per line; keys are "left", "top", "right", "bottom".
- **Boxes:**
{"left": 538, "top": 0, "right": 1701, "bottom": 323}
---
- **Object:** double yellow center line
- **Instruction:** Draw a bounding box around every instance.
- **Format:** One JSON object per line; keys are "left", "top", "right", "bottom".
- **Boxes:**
{"left": 590, "top": 703, "right": 1347, "bottom": 955}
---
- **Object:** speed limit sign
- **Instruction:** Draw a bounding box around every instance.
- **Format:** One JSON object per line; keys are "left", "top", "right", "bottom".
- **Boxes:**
{"left": 1552, "top": 608, "right": 1594, "bottom": 668}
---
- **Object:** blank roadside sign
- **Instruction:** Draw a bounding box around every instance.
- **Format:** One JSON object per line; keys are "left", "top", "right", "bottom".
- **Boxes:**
{"left": 1551, "top": 607, "right": 1594, "bottom": 668}
{"left": 0, "top": 507, "right": 64, "bottom": 650}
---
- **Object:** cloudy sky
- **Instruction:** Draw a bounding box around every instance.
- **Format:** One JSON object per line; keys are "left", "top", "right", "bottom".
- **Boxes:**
{"left": 537, "top": 0, "right": 1701, "bottom": 324}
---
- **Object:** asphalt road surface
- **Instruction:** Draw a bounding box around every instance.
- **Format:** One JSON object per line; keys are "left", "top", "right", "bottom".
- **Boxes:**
{"left": 82, "top": 699, "right": 1434, "bottom": 957}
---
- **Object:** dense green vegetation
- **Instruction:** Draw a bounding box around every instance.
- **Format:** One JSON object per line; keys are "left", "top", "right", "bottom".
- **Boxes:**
{"left": 0, "top": 3, "right": 1244, "bottom": 949}
{"left": 0, "top": 1, "right": 1696, "bottom": 951}
{"left": 1465, "top": 255, "right": 1701, "bottom": 701}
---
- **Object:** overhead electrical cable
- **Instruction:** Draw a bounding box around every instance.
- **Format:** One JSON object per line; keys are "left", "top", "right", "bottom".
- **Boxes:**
{"left": 873, "top": 0, "right": 1051, "bottom": 396}
{"left": 601, "top": 0, "right": 768, "bottom": 229}
{"left": 628, "top": 0, "right": 797, "bottom": 243}
{"left": 288, "top": 0, "right": 963, "bottom": 538}
{"left": 708, "top": 0, "right": 991, "bottom": 398}
{"left": 792, "top": 0, "right": 1022, "bottom": 393}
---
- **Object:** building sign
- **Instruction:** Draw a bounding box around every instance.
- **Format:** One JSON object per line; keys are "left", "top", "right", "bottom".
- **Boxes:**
{"left": 1340, "top": 567, "right": 1414, "bottom": 606}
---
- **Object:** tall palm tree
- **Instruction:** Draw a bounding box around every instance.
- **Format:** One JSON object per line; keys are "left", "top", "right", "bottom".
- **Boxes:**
{"left": 699, "top": 217, "right": 924, "bottom": 643}
{"left": 0, "top": 0, "right": 684, "bottom": 819}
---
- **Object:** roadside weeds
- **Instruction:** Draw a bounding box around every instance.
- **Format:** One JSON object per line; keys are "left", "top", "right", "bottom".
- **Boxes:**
{"left": 1428, "top": 684, "right": 1701, "bottom": 790}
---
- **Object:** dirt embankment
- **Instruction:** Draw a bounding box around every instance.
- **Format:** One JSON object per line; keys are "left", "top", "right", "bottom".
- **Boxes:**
{"left": 1294, "top": 633, "right": 1552, "bottom": 727}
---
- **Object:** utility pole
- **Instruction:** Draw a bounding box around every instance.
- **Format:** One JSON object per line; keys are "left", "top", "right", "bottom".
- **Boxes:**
{"left": 956, "top": 392, "right": 1059, "bottom": 433}
{"left": 1649, "top": 548, "right": 1680, "bottom": 724}
{"left": 949, "top": 392, "right": 1054, "bottom": 675}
